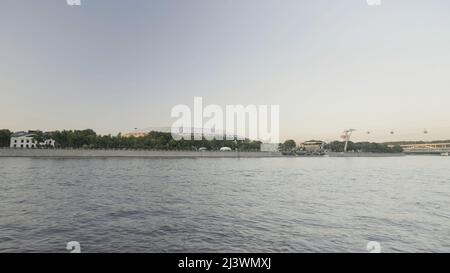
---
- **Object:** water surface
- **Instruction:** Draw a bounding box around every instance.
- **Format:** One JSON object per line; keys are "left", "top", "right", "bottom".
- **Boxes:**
{"left": 0, "top": 156, "right": 449, "bottom": 252}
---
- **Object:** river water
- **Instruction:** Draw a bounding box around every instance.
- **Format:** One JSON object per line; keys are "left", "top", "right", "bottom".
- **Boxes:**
{"left": 0, "top": 156, "right": 449, "bottom": 253}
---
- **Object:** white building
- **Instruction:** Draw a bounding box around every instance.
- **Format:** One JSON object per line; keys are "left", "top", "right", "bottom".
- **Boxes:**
{"left": 42, "top": 139, "right": 56, "bottom": 147}
{"left": 10, "top": 132, "right": 56, "bottom": 149}
{"left": 10, "top": 132, "right": 37, "bottom": 148}
{"left": 300, "top": 140, "right": 326, "bottom": 152}
{"left": 260, "top": 143, "right": 280, "bottom": 152}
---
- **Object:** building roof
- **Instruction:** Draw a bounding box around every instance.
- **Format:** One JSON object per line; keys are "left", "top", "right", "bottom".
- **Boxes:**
{"left": 302, "top": 140, "right": 326, "bottom": 145}
{"left": 11, "top": 131, "right": 36, "bottom": 138}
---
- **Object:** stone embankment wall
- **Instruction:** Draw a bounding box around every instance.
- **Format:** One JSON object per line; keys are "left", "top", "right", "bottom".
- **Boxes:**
{"left": 0, "top": 148, "right": 282, "bottom": 158}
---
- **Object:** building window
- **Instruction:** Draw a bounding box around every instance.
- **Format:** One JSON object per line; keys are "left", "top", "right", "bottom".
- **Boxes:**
{"left": 20, "top": 144, "right": 23, "bottom": 148}
{"left": 13, "top": 144, "right": 16, "bottom": 148}
{"left": 21, "top": 139, "right": 24, "bottom": 143}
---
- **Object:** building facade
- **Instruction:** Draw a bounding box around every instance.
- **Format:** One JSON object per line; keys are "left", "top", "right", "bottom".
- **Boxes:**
{"left": 10, "top": 132, "right": 37, "bottom": 148}
{"left": 10, "top": 132, "right": 56, "bottom": 149}
{"left": 42, "top": 139, "right": 56, "bottom": 147}
{"left": 300, "top": 140, "right": 326, "bottom": 152}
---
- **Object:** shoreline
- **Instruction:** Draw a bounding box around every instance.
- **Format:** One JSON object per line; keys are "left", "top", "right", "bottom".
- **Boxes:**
{"left": 0, "top": 148, "right": 283, "bottom": 158}
{"left": 327, "top": 152, "right": 406, "bottom": 157}
{"left": 0, "top": 148, "right": 425, "bottom": 158}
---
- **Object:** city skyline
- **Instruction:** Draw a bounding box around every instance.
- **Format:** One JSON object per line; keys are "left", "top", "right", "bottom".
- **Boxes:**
{"left": 1, "top": 0, "right": 450, "bottom": 142}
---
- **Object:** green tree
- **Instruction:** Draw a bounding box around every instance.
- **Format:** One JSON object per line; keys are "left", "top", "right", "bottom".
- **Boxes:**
{"left": 0, "top": 129, "right": 11, "bottom": 147}
{"left": 31, "top": 129, "right": 263, "bottom": 151}
{"left": 326, "top": 141, "right": 403, "bottom": 153}
{"left": 282, "top": 140, "right": 297, "bottom": 151}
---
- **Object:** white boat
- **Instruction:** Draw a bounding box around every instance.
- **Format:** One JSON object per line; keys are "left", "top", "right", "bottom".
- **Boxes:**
{"left": 441, "top": 152, "right": 449, "bottom": 156}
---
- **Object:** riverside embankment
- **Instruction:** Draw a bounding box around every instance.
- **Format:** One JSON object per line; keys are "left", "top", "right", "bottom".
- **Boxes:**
{"left": 328, "top": 152, "right": 405, "bottom": 157}
{"left": 0, "top": 148, "right": 282, "bottom": 158}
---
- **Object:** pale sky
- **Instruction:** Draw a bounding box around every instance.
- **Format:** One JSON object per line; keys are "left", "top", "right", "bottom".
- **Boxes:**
{"left": 1, "top": 0, "right": 450, "bottom": 142}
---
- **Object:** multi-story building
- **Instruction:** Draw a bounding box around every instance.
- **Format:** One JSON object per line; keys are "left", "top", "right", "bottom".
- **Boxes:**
{"left": 9, "top": 132, "right": 37, "bottom": 148}
{"left": 10, "top": 132, "right": 56, "bottom": 148}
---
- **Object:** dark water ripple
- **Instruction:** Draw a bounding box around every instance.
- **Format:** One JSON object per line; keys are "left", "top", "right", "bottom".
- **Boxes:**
{"left": 0, "top": 156, "right": 449, "bottom": 253}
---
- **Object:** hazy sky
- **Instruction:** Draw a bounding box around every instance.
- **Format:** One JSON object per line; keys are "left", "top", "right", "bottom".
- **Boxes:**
{"left": 1, "top": 0, "right": 450, "bottom": 142}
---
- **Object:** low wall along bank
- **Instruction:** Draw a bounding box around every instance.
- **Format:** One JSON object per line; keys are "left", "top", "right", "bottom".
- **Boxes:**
{"left": 0, "top": 148, "right": 282, "bottom": 158}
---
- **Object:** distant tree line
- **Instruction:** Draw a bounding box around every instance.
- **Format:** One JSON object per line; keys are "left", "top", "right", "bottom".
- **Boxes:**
{"left": 0, "top": 129, "right": 405, "bottom": 153}
{"left": 22, "top": 129, "right": 262, "bottom": 151}
{"left": 384, "top": 140, "right": 450, "bottom": 145}
{"left": 325, "top": 141, "right": 403, "bottom": 153}
{"left": 276, "top": 139, "right": 403, "bottom": 153}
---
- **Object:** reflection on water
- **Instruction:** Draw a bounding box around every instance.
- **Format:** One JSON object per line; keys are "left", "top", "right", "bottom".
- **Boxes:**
{"left": 0, "top": 156, "right": 449, "bottom": 253}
